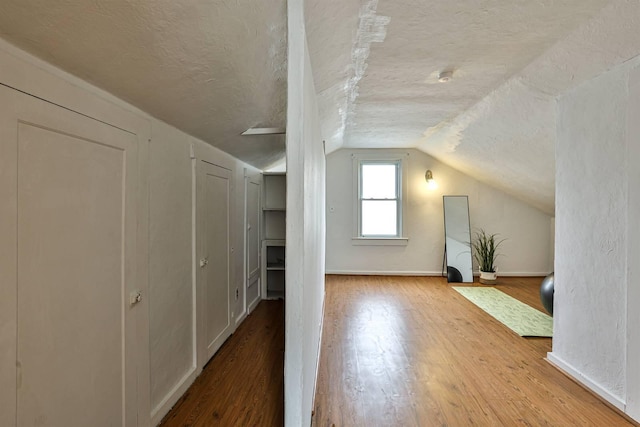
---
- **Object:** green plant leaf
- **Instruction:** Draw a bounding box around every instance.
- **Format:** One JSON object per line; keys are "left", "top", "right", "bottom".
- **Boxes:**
{"left": 472, "top": 229, "right": 505, "bottom": 273}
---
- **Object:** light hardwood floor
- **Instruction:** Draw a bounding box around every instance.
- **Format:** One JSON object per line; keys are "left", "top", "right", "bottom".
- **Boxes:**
{"left": 312, "top": 275, "right": 635, "bottom": 426}
{"left": 157, "top": 276, "right": 634, "bottom": 426}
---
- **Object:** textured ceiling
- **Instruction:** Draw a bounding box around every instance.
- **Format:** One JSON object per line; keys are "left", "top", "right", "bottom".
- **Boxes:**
{"left": 0, "top": 0, "right": 287, "bottom": 170}
{"left": 1, "top": 1, "right": 639, "bottom": 213}
{"left": 306, "top": 0, "right": 640, "bottom": 215}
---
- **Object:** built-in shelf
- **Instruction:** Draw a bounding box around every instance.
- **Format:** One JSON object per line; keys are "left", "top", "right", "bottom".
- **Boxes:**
{"left": 263, "top": 173, "right": 286, "bottom": 210}
{"left": 262, "top": 173, "right": 286, "bottom": 300}
{"left": 262, "top": 239, "right": 285, "bottom": 300}
{"left": 266, "top": 262, "right": 285, "bottom": 270}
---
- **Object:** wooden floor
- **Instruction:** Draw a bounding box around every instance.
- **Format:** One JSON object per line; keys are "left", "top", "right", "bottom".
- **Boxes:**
{"left": 158, "top": 276, "right": 634, "bottom": 427}
{"left": 312, "top": 275, "right": 635, "bottom": 427}
{"left": 159, "top": 300, "right": 284, "bottom": 427}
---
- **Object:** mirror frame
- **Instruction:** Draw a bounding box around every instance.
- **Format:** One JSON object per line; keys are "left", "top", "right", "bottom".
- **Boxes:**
{"left": 442, "top": 195, "right": 473, "bottom": 283}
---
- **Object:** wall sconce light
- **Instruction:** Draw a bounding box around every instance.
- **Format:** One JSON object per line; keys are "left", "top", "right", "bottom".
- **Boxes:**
{"left": 425, "top": 169, "right": 438, "bottom": 189}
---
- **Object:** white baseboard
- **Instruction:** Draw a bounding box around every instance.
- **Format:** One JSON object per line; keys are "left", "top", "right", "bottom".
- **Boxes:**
{"left": 235, "top": 311, "right": 247, "bottom": 326}
{"left": 546, "top": 352, "right": 626, "bottom": 412}
{"left": 326, "top": 270, "right": 551, "bottom": 277}
{"left": 248, "top": 294, "right": 261, "bottom": 313}
{"left": 151, "top": 366, "right": 200, "bottom": 426}
{"left": 485, "top": 271, "right": 551, "bottom": 277}
{"left": 311, "top": 287, "right": 326, "bottom": 415}
{"left": 326, "top": 270, "right": 445, "bottom": 276}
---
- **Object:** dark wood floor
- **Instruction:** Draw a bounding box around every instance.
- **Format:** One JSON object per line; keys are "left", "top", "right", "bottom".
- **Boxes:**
{"left": 312, "top": 275, "right": 635, "bottom": 426}
{"left": 159, "top": 300, "right": 284, "bottom": 427}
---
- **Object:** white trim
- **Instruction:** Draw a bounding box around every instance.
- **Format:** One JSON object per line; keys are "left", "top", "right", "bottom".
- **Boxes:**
{"left": 150, "top": 366, "right": 200, "bottom": 426}
{"left": 241, "top": 127, "right": 286, "bottom": 135}
{"left": 351, "top": 152, "right": 409, "bottom": 239}
{"left": 546, "top": 352, "right": 626, "bottom": 412}
{"left": 190, "top": 154, "right": 199, "bottom": 375}
{"left": 0, "top": 40, "right": 154, "bottom": 425}
{"left": 247, "top": 271, "right": 261, "bottom": 314}
{"left": 195, "top": 160, "right": 234, "bottom": 370}
{"left": 237, "top": 172, "right": 249, "bottom": 326}
{"left": 351, "top": 237, "right": 408, "bottom": 246}
{"left": 326, "top": 270, "right": 551, "bottom": 277}
{"left": 248, "top": 291, "right": 261, "bottom": 314}
{"left": 235, "top": 312, "right": 247, "bottom": 326}
{"left": 626, "top": 63, "right": 640, "bottom": 422}
{"left": 311, "top": 289, "right": 326, "bottom": 417}
{"left": 475, "top": 271, "right": 552, "bottom": 277}
{"left": 0, "top": 37, "right": 150, "bottom": 131}
{"left": 326, "top": 270, "right": 445, "bottom": 276}
{"left": 358, "top": 160, "right": 402, "bottom": 237}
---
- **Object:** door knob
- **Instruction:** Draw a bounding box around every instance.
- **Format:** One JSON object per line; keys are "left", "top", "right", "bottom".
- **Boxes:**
{"left": 129, "top": 291, "right": 142, "bottom": 306}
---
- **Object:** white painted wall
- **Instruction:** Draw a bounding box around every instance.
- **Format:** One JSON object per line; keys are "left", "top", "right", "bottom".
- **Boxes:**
{"left": 326, "top": 148, "right": 553, "bottom": 276}
{"left": 285, "top": 0, "right": 326, "bottom": 425}
{"left": 0, "top": 36, "right": 153, "bottom": 427}
{"left": 550, "top": 217, "right": 555, "bottom": 271}
{"left": 149, "top": 126, "right": 261, "bottom": 424}
{"left": 550, "top": 56, "right": 640, "bottom": 418}
{"left": 626, "top": 63, "right": 640, "bottom": 421}
{"left": 0, "top": 35, "right": 261, "bottom": 426}
{"left": 148, "top": 122, "right": 195, "bottom": 421}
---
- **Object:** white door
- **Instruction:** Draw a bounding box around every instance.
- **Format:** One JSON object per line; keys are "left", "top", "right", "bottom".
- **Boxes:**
{"left": 197, "top": 161, "right": 232, "bottom": 363}
{"left": 246, "top": 178, "right": 261, "bottom": 311}
{"left": 0, "top": 84, "right": 139, "bottom": 426}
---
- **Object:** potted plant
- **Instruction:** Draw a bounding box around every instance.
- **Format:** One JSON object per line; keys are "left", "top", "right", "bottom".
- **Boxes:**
{"left": 472, "top": 229, "right": 504, "bottom": 285}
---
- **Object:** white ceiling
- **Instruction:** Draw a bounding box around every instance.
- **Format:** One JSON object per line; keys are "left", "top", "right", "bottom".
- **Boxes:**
{"left": 1, "top": 1, "right": 639, "bottom": 214}
{"left": 305, "top": 0, "right": 634, "bottom": 215}
{"left": 0, "top": 0, "right": 288, "bottom": 170}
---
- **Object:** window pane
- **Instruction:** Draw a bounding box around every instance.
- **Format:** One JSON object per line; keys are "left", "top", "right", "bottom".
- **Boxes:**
{"left": 362, "top": 200, "right": 397, "bottom": 236}
{"left": 362, "top": 164, "right": 397, "bottom": 199}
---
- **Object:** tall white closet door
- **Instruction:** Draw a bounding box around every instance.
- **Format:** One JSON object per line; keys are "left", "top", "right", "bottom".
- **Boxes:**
{"left": 197, "top": 161, "right": 232, "bottom": 363}
{"left": 0, "top": 84, "right": 139, "bottom": 427}
{"left": 246, "top": 179, "right": 261, "bottom": 307}
{"left": 0, "top": 84, "right": 18, "bottom": 427}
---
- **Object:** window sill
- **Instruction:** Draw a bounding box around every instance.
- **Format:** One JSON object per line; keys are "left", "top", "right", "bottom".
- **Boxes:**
{"left": 351, "top": 237, "right": 409, "bottom": 246}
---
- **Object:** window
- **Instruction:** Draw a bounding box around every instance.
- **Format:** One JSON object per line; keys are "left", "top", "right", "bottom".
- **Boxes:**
{"left": 358, "top": 160, "right": 402, "bottom": 237}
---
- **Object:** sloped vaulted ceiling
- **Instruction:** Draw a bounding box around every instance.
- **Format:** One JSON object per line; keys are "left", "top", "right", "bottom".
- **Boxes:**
{"left": 1, "top": 1, "right": 639, "bottom": 210}
{"left": 0, "top": 0, "right": 288, "bottom": 170}
{"left": 306, "top": 0, "right": 640, "bottom": 215}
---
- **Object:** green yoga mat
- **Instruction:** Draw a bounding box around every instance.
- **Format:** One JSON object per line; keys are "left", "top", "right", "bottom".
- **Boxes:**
{"left": 452, "top": 286, "right": 553, "bottom": 337}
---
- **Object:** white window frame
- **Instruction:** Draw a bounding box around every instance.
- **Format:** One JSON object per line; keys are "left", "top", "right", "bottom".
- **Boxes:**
{"left": 352, "top": 153, "right": 409, "bottom": 246}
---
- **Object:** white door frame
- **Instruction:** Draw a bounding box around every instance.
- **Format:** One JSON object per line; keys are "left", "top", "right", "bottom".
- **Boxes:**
{"left": 195, "top": 159, "right": 233, "bottom": 368}
{"left": 0, "top": 83, "right": 146, "bottom": 426}
{"left": 244, "top": 170, "right": 262, "bottom": 316}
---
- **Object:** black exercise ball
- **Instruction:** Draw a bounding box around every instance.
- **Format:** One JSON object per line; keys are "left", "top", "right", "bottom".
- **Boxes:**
{"left": 447, "top": 266, "right": 463, "bottom": 283}
{"left": 540, "top": 273, "right": 554, "bottom": 316}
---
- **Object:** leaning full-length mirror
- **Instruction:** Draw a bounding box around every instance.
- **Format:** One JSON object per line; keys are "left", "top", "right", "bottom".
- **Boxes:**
{"left": 443, "top": 196, "right": 473, "bottom": 282}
